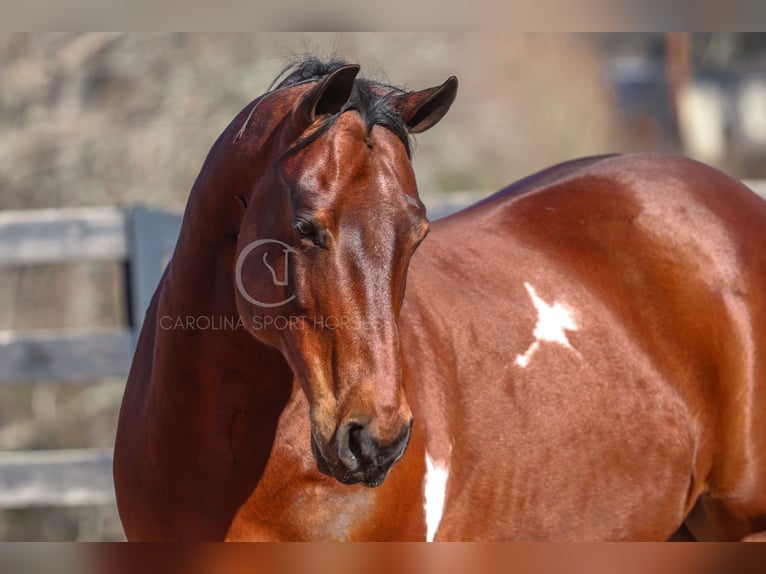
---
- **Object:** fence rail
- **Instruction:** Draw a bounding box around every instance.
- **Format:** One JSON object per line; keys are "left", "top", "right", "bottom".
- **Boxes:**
{"left": 746, "top": 180, "right": 766, "bottom": 198}
{"left": 0, "top": 448, "right": 114, "bottom": 508}
{"left": 0, "top": 330, "right": 134, "bottom": 384}
{"left": 0, "top": 207, "right": 127, "bottom": 265}
{"left": 0, "top": 179, "right": 764, "bottom": 510}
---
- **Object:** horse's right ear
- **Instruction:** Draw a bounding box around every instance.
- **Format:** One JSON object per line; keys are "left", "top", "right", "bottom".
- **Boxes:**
{"left": 295, "top": 65, "right": 360, "bottom": 125}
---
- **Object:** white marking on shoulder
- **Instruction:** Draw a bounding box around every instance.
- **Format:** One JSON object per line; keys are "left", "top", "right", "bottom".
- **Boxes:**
{"left": 423, "top": 452, "right": 449, "bottom": 542}
{"left": 515, "top": 282, "right": 580, "bottom": 368}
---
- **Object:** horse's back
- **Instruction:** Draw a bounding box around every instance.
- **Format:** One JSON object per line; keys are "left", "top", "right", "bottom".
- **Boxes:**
{"left": 404, "top": 153, "right": 766, "bottom": 539}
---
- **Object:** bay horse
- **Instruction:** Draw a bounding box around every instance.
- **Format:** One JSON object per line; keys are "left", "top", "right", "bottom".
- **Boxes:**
{"left": 114, "top": 57, "right": 766, "bottom": 541}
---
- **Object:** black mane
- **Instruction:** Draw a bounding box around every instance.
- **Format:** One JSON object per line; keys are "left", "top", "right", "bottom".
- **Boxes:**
{"left": 271, "top": 56, "right": 413, "bottom": 159}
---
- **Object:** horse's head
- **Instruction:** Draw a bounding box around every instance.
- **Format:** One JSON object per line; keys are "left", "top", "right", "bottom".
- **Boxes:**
{"left": 234, "top": 60, "right": 457, "bottom": 487}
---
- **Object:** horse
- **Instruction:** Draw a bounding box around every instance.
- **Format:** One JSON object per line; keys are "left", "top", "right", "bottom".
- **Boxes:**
{"left": 114, "top": 57, "right": 766, "bottom": 541}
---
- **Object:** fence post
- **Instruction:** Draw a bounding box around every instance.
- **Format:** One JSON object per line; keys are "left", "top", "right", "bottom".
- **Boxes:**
{"left": 126, "top": 207, "right": 183, "bottom": 336}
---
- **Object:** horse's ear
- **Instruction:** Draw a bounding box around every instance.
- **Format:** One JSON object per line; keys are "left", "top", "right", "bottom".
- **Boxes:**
{"left": 297, "top": 64, "right": 360, "bottom": 124}
{"left": 391, "top": 76, "right": 458, "bottom": 134}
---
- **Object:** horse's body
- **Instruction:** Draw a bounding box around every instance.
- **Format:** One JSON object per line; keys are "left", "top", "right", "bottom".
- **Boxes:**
{"left": 402, "top": 153, "right": 766, "bottom": 540}
{"left": 114, "top": 60, "right": 766, "bottom": 541}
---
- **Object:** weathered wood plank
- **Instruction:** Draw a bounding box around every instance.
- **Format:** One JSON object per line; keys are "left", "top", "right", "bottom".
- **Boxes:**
{"left": 423, "top": 193, "right": 486, "bottom": 220}
{"left": 0, "top": 330, "right": 133, "bottom": 383}
{"left": 0, "top": 207, "right": 127, "bottom": 265}
{"left": 0, "top": 448, "right": 114, "bottom": 507}
{"left": 744, "top": 179, "right": 766, "bottom": 199}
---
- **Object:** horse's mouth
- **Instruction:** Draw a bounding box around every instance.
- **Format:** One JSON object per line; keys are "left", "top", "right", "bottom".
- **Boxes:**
{"left": 310, "top": 434, "right": 389, "bottom": 488}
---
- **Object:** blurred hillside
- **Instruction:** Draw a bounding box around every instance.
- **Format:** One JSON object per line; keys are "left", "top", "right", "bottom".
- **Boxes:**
{"left": 0, "top": 33, "right": 631, "bottom": 211}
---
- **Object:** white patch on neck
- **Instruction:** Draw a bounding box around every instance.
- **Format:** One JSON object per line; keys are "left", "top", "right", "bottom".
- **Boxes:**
{"left": 515, "top": 282, "right": 579, "bottom": 368}
{"left": 423, "top": 452, "right": 449, "bottom": 542}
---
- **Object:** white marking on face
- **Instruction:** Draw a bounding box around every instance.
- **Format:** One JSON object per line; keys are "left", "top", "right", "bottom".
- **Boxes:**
{"left": 515, "top": 282, "right": 580, "bottom": 368}
{"left": 423, "top": 452, "right": 449, "bottom": 542}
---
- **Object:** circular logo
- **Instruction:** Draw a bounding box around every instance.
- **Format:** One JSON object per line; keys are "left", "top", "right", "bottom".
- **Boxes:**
{"left": 235, "top": 239, "right": 297, "bottom": 308}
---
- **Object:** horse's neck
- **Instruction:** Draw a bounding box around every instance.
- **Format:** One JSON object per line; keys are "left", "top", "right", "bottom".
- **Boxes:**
{"left": 165, "top": 90, "right": 288, "bottom": 313}
{"left": 150, "top": 96, "right": 293, "bottom": 403}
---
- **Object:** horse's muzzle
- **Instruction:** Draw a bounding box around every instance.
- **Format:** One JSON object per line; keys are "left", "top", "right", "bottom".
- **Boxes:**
{"left": 311, "top": 420, "right": 412, "bottom": 487}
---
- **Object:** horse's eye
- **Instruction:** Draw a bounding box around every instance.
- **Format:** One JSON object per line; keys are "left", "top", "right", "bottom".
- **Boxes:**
{"left": 294, "top": 219, "right": 323, "bottom": 247}
{"left": 295, "top": 219, "right": 313, "bottom": 236}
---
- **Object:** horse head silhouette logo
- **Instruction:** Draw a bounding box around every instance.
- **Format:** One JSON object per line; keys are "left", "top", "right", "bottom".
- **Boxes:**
{"left": 235, "top": 239, "right": 297, "bottom": 308}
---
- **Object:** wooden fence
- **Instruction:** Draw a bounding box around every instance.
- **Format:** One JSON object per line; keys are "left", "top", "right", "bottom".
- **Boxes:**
{"left": 0, "top": 180, "right": 763, "bottom": 512}
{"left": 0, "top": 205, "right": 182, "bottom": 509}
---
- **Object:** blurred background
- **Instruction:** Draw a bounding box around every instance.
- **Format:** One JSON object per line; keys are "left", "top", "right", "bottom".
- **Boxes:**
{"left": 0, "top": 32, "right": 765, "bottom": 541}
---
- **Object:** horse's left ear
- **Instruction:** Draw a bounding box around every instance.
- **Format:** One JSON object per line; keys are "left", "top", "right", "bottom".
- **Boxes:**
{"left": 390, "top": 76, "right": 458, "bottom": 134}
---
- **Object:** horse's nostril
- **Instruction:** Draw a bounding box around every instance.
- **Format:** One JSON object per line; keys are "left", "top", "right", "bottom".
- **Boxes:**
{"left": 338, "top": 419, "right": 412, "bottom": 470}
{"left": 347, "top": 423, "right": 366, "bottom": 461}
{"left": 338, "top": 421, "right": 378, "bottom": 467}
{"left": 336, "top": 421, "right": 365, "bottom": 468}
